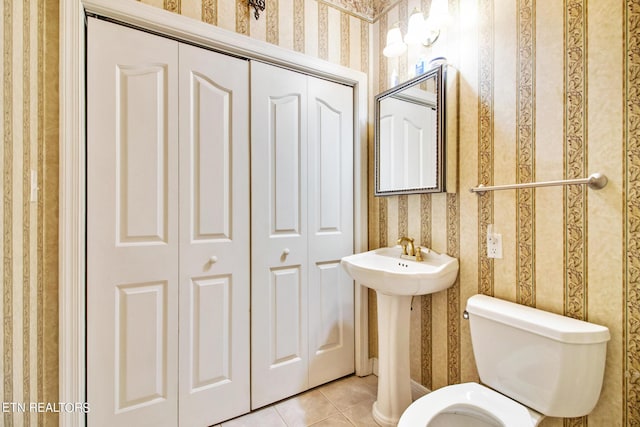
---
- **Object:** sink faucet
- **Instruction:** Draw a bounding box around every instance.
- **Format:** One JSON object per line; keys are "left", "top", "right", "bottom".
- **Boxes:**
{"left": 397, "top": 236, "right": 425, "bottom": 261}
{"left": 397, "top": 236, "right": 415, "bottom": 256}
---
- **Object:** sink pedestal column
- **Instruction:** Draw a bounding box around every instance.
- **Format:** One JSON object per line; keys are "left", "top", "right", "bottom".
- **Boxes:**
{"left": 372, "top": 292, "right": 413, "bottom": 427}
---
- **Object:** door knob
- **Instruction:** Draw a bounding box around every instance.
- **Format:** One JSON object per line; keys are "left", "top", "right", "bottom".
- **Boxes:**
{"left": 282, "top": 248, "right": 290, "bottom": 256}
{"left": 209, "top": 255, "right": 218, "bottom": 264}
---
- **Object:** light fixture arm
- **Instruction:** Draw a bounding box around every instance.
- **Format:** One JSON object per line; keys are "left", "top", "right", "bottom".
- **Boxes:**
{"left": 422, "top": 28, "right": 440, "bottom": 48}
{"left": 383, "top": 1, "right": 449, "bottom": 58}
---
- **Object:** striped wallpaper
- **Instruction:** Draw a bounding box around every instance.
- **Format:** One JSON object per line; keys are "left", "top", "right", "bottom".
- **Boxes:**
{"left": 4, "top": 0, "right": 639, "bottom": 425}
{"left": 140, "top": 0, "right": 372, "bottom": 72}
{"left": 373, "top": 0, "right": 638, "bottom": 425}
{"left": 1, "top": 0, "right": 58, "bottom": 425}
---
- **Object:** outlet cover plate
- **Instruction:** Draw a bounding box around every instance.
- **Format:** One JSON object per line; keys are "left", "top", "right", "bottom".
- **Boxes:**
{"left": 487, "top": 233, "right": 503, "bottom": 259}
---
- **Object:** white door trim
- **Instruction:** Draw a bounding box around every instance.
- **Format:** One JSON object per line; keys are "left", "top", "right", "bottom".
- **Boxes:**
{"left": 60, "top": 1, "right": 369, "bottom": 426}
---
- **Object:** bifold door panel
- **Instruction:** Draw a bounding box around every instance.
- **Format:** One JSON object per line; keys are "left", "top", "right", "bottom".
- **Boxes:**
{"left": 251, "top": 62, "right": 355, "bottom": 409}
{"left": 177, "top": 43, "right": 250, "bottom": 427}
{"left": 87, "top": 18, "right": 180, "bottom": 427}
{"left": 87, "top": 18, "right": 249, "bottom": 427}
{"left": 307, "top": 77, "right": 355, "bottom": 388}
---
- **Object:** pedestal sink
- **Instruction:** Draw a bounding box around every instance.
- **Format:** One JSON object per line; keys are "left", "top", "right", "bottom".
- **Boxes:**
{"left": 341, "top": 246, "right": 459, "bottom": 427}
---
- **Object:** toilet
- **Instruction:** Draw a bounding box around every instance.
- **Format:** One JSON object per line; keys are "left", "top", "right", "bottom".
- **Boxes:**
{"left": 399, "top": 294, "right": 610, "bottom": 427}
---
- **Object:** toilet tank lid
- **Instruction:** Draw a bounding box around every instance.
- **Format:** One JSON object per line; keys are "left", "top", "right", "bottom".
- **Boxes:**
{"left": 466, "top": 295, "right": 611, "bottom": 344}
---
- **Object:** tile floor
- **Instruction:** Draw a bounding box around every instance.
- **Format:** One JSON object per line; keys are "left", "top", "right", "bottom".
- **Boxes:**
{"left": 214, "top": 375, "right": 380, "bottom": 427}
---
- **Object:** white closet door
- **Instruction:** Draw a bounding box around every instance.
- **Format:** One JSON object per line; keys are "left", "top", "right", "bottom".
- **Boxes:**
{"left": 178, "top": 44, "right": 250, "bottom": 426}
{"left": 307, "top": 77, "right": 355, "bottom": 388}
{"left": 251, "top": 62, "right": 309, "bottom": 408}
{"left": 87, "top": 18, "right": 179, "bottom": 427}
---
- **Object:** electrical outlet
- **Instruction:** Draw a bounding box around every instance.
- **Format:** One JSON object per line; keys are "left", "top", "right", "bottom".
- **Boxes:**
{"left": 487, "top": 232, "right": 503, "bottom": 259}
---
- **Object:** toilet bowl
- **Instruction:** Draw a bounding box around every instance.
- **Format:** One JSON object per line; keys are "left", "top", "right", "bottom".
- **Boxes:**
{"left": 399, "top": 294, "right": 610, "bottom": 427}
{"left": 399, "top": 383, "right": 543, "bottom": 427}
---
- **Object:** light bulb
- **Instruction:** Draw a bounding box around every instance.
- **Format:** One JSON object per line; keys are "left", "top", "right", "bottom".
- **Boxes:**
{"left": 383, "top": 24, "right": 407, "bottom": 57}
{"left": 428, "top": 0, "right": 451, "bottom": 28}
{"left": 404, "top": 9, "right": 425, "bottom": 45}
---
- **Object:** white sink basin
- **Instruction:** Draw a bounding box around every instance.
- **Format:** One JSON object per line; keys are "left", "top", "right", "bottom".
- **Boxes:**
{"left": 341, "top": 246, "right": 459, "bottom": 296}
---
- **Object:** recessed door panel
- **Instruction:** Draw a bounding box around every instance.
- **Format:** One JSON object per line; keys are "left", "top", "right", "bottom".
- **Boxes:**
{"left": 116, "top": 282, "right": 168, "bottom": 410}
{"left": 190, "top": 276, "right": 231, "bottom": 390}
{"left": 190, "top": 72, "right": 232, "bottom": 241}
{"left": 313, "top": 262, "right": 342, "bottom": 353}
{"left": 117, "top": 65, "right": 168, "bottom": 244}
{"left": 316, "top": 100, "right": 342, "bottom": 233}
{"left": 271, "top": 95, "right": 302, "bottom": 235}
{"left": 271, "top": 267, "right": 303, "bottom": 365}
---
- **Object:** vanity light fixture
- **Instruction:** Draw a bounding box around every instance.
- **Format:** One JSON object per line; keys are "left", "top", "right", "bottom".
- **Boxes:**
{"left": 248, "top": 0, "right": 265, "bottom": 19}
{"left": 382, "top": 24, "right": 407, "bottom": 58}
{"left": 383, "top": 0, "right": 450, "bottom": 58}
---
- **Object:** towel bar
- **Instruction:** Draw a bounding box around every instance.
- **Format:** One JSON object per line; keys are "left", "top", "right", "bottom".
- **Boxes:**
{"left": 470, "top": 173, "right": 608, "bottom": 194}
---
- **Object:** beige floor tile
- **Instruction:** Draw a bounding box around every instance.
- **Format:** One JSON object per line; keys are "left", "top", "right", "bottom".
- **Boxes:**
{"left": 340, "top": 399, "right": 380, "bottom": 427}
{"left": 309, "top": 413, "right": 355, "bottom": 426}
{"left": 358, "top": 375, "right": 378, "bottom": 394}
{"left": 274, "top": 389, "right": 339, "bottom": 427}
{"left": 318, "top": 376, "right": 377, "bottom": 411}
{"left": 219, "top": 375, "right": 380, "bottom": 427}
{"left": 221, "top": 406, "right": 287, "bottom": 427}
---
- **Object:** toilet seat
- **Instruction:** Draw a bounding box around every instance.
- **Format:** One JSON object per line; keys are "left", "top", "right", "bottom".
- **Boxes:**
{"left": 398, "top": 382, "right": 542, "bottom": 427}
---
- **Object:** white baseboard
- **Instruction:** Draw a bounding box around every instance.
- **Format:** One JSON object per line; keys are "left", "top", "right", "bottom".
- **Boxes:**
{"left": 410, "top": 380, "right": 430, "bottom": 401}
{"left": 370, "top": 357, "right": 431, "bottom": 401}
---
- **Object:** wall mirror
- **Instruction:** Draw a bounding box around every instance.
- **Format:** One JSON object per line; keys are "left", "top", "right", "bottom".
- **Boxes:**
{"left": 374, "top": 64, "right": 446, "bottom": 195}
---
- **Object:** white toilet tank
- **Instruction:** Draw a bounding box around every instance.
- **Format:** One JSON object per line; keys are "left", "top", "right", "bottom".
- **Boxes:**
{"left": 466, "top": 294, "right": 610, "bottom": 418}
